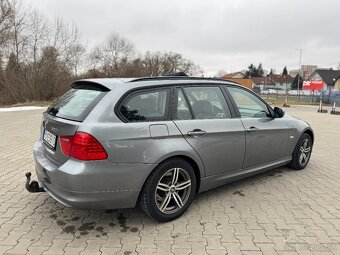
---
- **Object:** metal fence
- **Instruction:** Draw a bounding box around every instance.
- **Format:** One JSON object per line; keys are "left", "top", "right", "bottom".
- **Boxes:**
{"left": 259, "top": 90, "right": 340, "bottom": 106}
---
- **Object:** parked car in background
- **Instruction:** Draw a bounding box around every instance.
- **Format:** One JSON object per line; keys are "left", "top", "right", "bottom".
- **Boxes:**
{"left": 261, "top": 89, "right": 277, "bottom": 94}
{"left": 288, "top": 90, "right": 298, "bottom": 95}
{"left": 28, "top": 75, "right": 314, "bottom": 222}
{"left": 290, "top": 90, "right": 312, "bottom": 96}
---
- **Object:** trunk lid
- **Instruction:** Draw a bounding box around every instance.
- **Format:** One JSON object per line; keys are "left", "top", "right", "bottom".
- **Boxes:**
{"left": 41, "top": 82, "right": 109, "bottom": 165}
{"left": 41, "top": 114, "right": 79, "bottom": 165}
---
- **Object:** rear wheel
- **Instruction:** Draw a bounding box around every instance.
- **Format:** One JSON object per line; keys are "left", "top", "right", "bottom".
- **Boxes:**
{"left": 139, "top": 158, "right": 196, "bottom": 222}
{"left": 290, "top": 133, "right": 312, "bottom": 170}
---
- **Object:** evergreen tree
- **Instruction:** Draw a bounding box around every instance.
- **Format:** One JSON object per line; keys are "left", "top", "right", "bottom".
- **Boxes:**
{"left": 282, "top": 66, "right": 288, "bottom": 75}
{"left": 291, "top": 73, "right": 303, "bottom": 90}
{"left": 245, "top": 63, "right": 264, "bottom": 77}
{"left": 257, "top": 63, "right": 264, "bottom": 77}
{"left": 245, "top": 64, "right": 255, "bottom": 77}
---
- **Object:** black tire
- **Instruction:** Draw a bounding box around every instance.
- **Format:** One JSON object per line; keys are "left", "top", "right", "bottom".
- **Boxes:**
{"left": 139, "top": 158, "right": 196, "bottom": 222}
{"left": 290, "top": 133, "right": 313, "bottom": 170}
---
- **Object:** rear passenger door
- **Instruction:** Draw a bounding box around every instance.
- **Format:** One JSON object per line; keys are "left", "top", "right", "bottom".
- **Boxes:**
{"left": 173, "top": 85, "right": 246, "bottom": 176}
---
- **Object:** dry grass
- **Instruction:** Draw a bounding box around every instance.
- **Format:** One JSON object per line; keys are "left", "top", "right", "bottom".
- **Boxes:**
{"left": 0, "top": 100, "right": 53, "bottom": 108}
{"left": 262, "top": 97, "right": 321, "bottom": 107}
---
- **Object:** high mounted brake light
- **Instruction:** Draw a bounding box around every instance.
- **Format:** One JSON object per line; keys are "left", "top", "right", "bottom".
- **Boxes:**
{"left": 60, "top": 132, "right": 107, "bottom": 160}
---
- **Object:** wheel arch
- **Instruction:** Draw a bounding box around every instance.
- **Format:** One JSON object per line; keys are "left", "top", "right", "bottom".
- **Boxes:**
{"left": 289, "top": 128, "right": 314, "bottom": 170}
{"left": 173, "top": 155, "right": 201, "bottom": 194}
{"left": 140, "top": 155, "right": 203, "bottom": 197}
{"left": 303, "top": 128, "right": 314, "bottom": 144}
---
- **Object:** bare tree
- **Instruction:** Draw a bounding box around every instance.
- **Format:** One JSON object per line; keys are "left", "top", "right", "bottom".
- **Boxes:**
{"left": 0, "top": 1, "right": 33, "bottom": 102}
{"left": 87, "top": 46, "right": 103, "bottom": 71}
{"left": 0, "top": 0, "right": 13, "bottom": 49}
{"left": 0, "top": 5, "right": 83, "bottom": 104}
{"left": 27, "top": 9, "right": 49, "bottom": 64}
{"left": 36, "top": 46, "right": 71, "bottom": 99}
{"left": 143, "top": 51, "right": 162, "bottom": 76}
{"left": 141, "top": 51, "right": 201, "bottom": 76}
{"left": 216, "top": 69, "right": 227, "bottom": 77}
{"left": 8, "top": 0, "right": 29, "bottom": 63}
{"left": 102, "top": 33, "right": 134, "bottom": 76}
{"left": 51, "top": 17, "right": 85, "bottom": 73}
{"left": 0, "top": 4, "right": 203, "bottom": 105}
{"left": 68, "top": 43, "right": 85, "bottom": 76}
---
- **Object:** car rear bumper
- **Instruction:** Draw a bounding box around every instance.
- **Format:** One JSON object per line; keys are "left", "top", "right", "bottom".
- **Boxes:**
{"left": 33, "top": 140, "right": 156, "bottom": 209}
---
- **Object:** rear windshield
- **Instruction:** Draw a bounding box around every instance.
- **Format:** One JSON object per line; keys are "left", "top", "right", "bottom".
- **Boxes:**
{"left": 47, "top": 88, "right": 106, "bottom": 122}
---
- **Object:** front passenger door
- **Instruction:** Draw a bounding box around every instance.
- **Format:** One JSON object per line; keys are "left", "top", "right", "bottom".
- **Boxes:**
{"left": 227, "top": 86, "right": 289, "bottom": 169}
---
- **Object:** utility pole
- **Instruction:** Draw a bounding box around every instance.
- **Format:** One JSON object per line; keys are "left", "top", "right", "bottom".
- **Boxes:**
{"left": 296, "top": 49, "right": 303, "bottom": 101}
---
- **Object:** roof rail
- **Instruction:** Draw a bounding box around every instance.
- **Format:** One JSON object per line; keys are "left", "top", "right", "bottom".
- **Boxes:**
{"left": 128, "top": 76, "right": 238, "bottom": 84}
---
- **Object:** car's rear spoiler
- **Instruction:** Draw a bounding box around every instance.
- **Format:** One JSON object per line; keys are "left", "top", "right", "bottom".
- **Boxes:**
{"left": 71, "top": 81, "right": 111, "bottom": 92}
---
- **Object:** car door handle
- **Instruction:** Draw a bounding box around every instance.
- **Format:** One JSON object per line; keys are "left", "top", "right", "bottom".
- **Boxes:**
{"left": 246, "top": 126, "right": 259, "bottom": 132}
{"left": 187, "top": 129, "right": 207, "bottom": 137}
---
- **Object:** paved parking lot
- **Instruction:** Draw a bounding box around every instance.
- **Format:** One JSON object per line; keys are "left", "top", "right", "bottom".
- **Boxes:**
{"left": 0, "top": 105, "right": 339, "bottom": 255}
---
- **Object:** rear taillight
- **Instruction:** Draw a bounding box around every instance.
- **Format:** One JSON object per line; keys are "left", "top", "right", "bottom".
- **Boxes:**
{"left": 60, "top": 132, "right": 107, "bottom": 160}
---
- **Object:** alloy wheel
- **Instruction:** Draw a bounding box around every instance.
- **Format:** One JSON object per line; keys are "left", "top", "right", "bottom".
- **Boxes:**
{"left": 299, "top": 138, "right": 311, "bottom": 166}
{"left": 155, "top": 168, "right": 192, "bottom": 214}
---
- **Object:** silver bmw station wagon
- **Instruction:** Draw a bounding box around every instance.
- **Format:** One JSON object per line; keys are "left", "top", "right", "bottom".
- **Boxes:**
{"left": 27, "top": 75, "right": 314, "bottom": 222}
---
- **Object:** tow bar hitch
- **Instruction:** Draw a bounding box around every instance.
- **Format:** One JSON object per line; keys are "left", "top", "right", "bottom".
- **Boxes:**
{"left": 25, "top": 172, "right": 45, "bottom": 193}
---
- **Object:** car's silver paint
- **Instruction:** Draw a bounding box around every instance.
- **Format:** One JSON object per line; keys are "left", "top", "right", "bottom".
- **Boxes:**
{"left": 149, "top": 124, "right": 169, "bottom": 137}
{"left": 34, "top": 141, "right": 156, "bottom": 209}
{"left": 240, "top": 117, "right": 289, "bottom": 168}
{"left": 34, "top": 78, "right": 313, "bottom": 210}
{"left": 173, "top": 119, "right": 245, "bottom": 176}
{"left": 41, "top": 113, "right": 79, "bottom": 166}
{"left": 283, "top": 115, "right": 314, "bottom": 154}
{"left": 200, "top": 156, "right": 292, "bottom": 192}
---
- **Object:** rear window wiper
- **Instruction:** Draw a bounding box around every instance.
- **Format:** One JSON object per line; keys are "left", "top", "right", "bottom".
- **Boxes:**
{"left": 48, "top": 107, "right": 59, "bottom": 116}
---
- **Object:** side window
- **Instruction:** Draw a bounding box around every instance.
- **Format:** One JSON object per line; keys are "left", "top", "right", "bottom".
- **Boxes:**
{"left": 228, "top": 87, "right": 270, "bottom": 118}
{"left": 176, "top": 89, "right": 192, "bottom": 120}
{"left": 183, "top": 86, "right": 231, "bottom": 119}
{"left": 120, "top": 89, "right": 168, "bottom": 121}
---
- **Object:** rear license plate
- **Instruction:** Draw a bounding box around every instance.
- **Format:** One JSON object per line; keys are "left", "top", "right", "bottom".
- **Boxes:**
{"left": 43, "top": 129, "right": 57, "bottom": 149}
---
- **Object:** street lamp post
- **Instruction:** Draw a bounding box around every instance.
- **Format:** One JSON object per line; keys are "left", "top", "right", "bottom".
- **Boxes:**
{"left": 296, "top": 48, "right": 302, "bottom": 101}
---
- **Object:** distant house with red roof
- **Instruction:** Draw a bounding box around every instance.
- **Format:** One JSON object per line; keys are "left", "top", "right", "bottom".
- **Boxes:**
{"left": 222, "top": 72, "right": 246, "bottom": 79}
{"left": 225, "top": 78, "right": 254, "bottom": 89}
{"left": 221, "top": 72, "right": 254, "bottom": 89}
{"left": 268, "top": 74, "right": 294, "bottom": 90}
{"left": 222, "top": 72, "right": 294, "bottom": 91}
{"left": 251, "top": 77, "right": 275, "bottom": 90}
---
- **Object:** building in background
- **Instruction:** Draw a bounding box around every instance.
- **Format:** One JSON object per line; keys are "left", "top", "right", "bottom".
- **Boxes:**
{"left": 268, "top": 74, "right": 294, "bottom": 90}
{"left": 221, "top": 72, "right": 246, "bottom": 79}
{"left": 224, "top": 78, "right": 254, "bottom": 89}
{"left": 251, "top": 77, "right": 275, "bottom": 91}
{"left": 221, "top": 72, "right": 255, "bottom": 89}
{"left": 334, "top": 75, "right": 340, "bottom": 89}
{"left": 222, "top": 72, "right": 293, "bottom": 92}
{"left": 289, "top": 65, "right": 317, "bottom": 80}
{"left": 307, "top": 69, "right": 340, "bottom": 90}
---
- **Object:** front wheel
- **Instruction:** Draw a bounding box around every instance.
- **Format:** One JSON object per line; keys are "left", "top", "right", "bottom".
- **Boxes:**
{"left": 139, "top": 158, "right": 196, "bottom": 222}
{"left": 290, "top": 133, "right": 313, "bottom": 170}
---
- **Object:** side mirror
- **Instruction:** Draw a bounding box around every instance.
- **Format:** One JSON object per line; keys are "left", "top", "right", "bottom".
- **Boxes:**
{"left": 273, "top": 107, "right": 285, "bottom": 118}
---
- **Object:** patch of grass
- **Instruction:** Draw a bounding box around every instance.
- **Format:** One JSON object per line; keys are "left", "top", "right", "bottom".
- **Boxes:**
{"left": 261, "top": 97, "right": 321, "bottom": 106}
